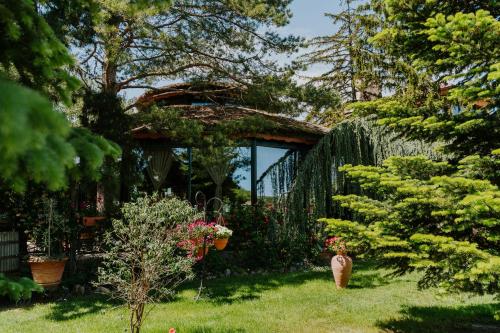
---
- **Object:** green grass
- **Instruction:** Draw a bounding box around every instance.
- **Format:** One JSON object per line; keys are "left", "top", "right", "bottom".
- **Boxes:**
{"left": 1, "top": 261, "right": 499, "bottom": 333}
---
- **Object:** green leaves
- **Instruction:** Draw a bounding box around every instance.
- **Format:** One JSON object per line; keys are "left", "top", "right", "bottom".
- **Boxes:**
{"left": 0, "top": 274, "right": 43, "bottom": 303}
{"left": 0, "top": 80, "right": 74, "bottom": 191}
{"left": 328, "top": 155, "right": 500, "bottom": 293}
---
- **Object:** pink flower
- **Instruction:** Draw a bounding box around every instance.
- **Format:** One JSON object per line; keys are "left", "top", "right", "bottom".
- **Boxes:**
{"left": 169, "top": 328, "right": 176, "bottom": 333}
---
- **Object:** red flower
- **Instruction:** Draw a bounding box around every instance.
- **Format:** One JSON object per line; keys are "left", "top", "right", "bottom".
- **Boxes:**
{"left": 169, "top": 328, "right": 176, "bottom": 333}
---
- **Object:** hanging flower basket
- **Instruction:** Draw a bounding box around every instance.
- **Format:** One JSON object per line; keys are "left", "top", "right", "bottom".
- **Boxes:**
{"left": 213, "top": 225, "right": 232, "bottom": 251}
{"left": 196, "top": 247, "right": 209, "bottom": 258}
{"left": 214, "top": 238, "right": 229, "bottom": 250}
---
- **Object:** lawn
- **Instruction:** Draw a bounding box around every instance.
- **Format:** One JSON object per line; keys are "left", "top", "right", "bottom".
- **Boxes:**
{"left": 1, "top": 261, "right": 498, "bottom": 333}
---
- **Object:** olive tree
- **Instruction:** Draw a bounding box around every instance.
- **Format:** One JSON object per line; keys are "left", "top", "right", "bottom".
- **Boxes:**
{"left": 96, "top": 195, "right": 201, "bottom": 333}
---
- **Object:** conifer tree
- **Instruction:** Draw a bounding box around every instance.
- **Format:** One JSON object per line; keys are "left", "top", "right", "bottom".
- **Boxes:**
{"left": 0, "top": 0, "right": 120, "bottom": 192}
{"left": 298, "top": 0, "right": 390, "bottom": 124}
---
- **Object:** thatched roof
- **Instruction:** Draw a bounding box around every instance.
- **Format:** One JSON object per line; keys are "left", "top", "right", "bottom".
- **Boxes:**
{"left": 135, "top": 82, "right": 243, "bottom": 108}
{"left": 132, "top": 83, "right": 328, "bottom": 146}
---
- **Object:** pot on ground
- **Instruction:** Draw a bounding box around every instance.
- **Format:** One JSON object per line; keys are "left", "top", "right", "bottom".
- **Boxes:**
{"left": 331, "top": 254, "right": 352, "bottom": 289}
{"left": 214, "top": 238, "right": 228, "bottom": 250}
{"left": 28, "top": 257, "right": 68, "bottom": 289}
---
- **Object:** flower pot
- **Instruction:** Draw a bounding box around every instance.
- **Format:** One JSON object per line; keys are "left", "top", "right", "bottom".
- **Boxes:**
{"left": 83, "top": 216, "right": 105, "bottom": 227}
{"left": 214, "top": 238, "right": 228, "bottom": 250}
{"left": 196, "top": 247, "right": 209, "bottom": 257}
{"left": 28, "top": 257, "right": 68, "bottom": 289}
{"left": 331, "top": 254, "right": 352, "bottom": 289}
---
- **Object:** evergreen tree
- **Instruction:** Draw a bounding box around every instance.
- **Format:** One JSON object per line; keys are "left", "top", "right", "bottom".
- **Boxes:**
{"left": 322, "top": 154, "right": 500, "bottom": 295}
{"left": 0, "top": 0, "right": 120, "bottom": 192}
{"left": 353, "top": 1, "right": 499, "bottom": 158}
{"left": 298, "top": 0, "right": 390, "bottom": 124}
{"left": 320, "top": 0, "right": 500, "bottom": 298}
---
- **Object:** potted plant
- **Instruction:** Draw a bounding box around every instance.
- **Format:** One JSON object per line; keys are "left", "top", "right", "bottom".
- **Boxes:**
{"left": 28, "top": 198, "right": 68, "bottom": 289}
{"left": 186, "top": 220, "right": 215, "bottom": 259}
{"left": 325, "top": 236, "right": 352, "bottom": 289}
{"left": 213, "top": 224, "right": 232, "bottom": 250}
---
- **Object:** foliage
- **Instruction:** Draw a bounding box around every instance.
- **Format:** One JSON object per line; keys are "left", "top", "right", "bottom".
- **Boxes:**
{"left": 96, "top": 194, "right": 200, "bottom": 333}
{"left": 42, "top": 0, "right": 299, "bottom": 102}
{"left": 322, "top": 154, "right": 500, "bottom": 295}
{"left": 214, "top": 224, "right": 233, "bottom": 239}
{"left": 353, "top": 2, "right": 500, "bottom": 158}
{"left": 0, "top": 274, "right": 43, "bottom": 303}
{"left": 28, "top": 197, "right": 72, "bottom": 258}
{"left": 299, "top": 0, "right": 384, "bottom": 101}
{"left": 223, "top": 202, "right": 311, "bottom": 270}
{"left": 0, "top": 0, "right": 121, "bottom": 192}
{"left": 279, "top": 117, "right": 441, "bottom": 238}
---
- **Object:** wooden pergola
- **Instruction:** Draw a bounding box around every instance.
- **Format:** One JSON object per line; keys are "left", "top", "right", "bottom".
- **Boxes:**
{"left": 131, "top": 83, "right": 328, "bottom": 204}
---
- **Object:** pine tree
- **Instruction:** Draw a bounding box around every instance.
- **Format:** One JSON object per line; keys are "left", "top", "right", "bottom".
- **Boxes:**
{"left": 321, "top": 154, "right": 500, "bottom": 294}
{"left": 353, "top": 1, "right": 500, "bottom": 158}
{"left": 298, "top": 0, "right": 390, "bottom": 124}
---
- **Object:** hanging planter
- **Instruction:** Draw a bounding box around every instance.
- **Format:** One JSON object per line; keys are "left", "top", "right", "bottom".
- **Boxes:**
{"left": 214, "top": 238, "right": 228, "bottom": 250}
{"left": 213, "top": 225, "right": 232, "bottom": 251}
{"left": 196, "top": 246, "right": 209, "bottom": 257}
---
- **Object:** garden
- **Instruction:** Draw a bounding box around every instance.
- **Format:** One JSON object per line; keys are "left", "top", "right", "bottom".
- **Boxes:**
{"left": 0, "top": 1, "right": 499, "bottom": 333}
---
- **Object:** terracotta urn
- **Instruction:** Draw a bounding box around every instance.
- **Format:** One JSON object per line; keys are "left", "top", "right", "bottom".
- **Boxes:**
{"left": 331, "top": 253, "right": 352, "bottom": 289}
{"left": 214, "top": 238, "right": 228, "bottom": 250}
{"left": 28, "top": 257, "right": 68, "bottom": 289}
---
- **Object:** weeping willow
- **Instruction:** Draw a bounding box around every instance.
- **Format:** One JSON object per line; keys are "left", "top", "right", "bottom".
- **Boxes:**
{"left": 261, "top": 117, "right": 442, "bottom": 239}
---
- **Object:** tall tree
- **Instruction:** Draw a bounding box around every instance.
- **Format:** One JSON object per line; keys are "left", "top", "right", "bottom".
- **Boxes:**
{"left": 42, "top": 0, "right": 299, "bottom": 106}
{"left": 299, "top": 1, "right": 388, "bottom": 102}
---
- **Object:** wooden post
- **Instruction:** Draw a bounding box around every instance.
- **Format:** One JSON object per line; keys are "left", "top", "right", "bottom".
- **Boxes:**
{"left": 251, "top": 139, "right": 257, "bottom": 205}
{"left": 187, "top": 147, "right": 193, "bottom": 203}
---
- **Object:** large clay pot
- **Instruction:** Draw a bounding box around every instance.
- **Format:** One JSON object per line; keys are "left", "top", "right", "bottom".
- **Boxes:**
{"left": 214, "top": 238, "right": 228, "bottom": 250}
{"left": 83, "top": 216, "right": 105, "bottom": 227}
{"left": 29, "top": 257, "right": 68, "bottom": 289}
{"left": 331, "top": 254, "right": 352, "bottom": 289}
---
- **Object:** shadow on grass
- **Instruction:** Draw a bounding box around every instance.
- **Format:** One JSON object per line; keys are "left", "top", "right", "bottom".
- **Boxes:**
{"left": 189, "top": 260, "right": 383, "bottom": 304}
{"left": 183, "top": 327, "right": 246, "bottom": 333}
{"left": 45, "top": 295, "right": 118, "bottom": 321}
{"left": 377, "top": 303, "right": 500, "bottom": 333}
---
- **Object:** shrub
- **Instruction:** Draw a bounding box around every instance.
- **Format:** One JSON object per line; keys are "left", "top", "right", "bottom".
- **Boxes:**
{"left": 96, "top": 194, "right": 201, "bottom": 333}
{"left": 321, "top": 155, "right": 500, "bottom": 295}
{"left": 0, "top": 274, "right": 43, "bottom": 303}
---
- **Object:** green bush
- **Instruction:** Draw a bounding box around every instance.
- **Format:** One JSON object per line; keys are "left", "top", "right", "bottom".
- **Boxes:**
{"left": 0, "top": 274, "right": 43, "bottom": 303}
{"left": 321, "top": 154, "right": 500, "bottom": 294}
